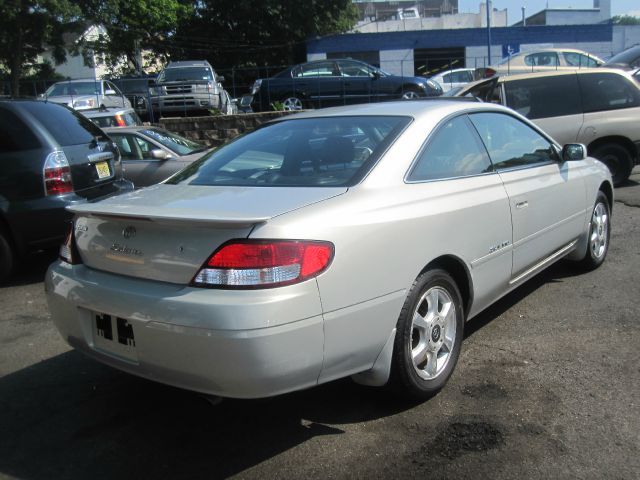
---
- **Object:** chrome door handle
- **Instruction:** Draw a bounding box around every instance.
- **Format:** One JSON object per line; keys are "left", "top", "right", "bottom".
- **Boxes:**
{"left": 516, "top": 201, "right": 529, "bottom": 209}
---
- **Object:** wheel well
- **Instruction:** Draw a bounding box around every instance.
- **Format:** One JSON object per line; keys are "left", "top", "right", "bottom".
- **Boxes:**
{"left": 397, "top": 84, "right": 422, "bottom": 95}
{"left": 420, "top": 255, "right": 473, "bottom": 317}
{"left": 587, "top": 136, "right": 637, "bottom": 161}
{"left": 599, "top": 181, "right": 613, "bottom": 210}
{"left": 0, "top": 213, "right": 18, "bottom": 254}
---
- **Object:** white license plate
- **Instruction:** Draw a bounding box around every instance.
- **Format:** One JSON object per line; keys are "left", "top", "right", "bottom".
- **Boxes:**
{"left": 92, "top": 312, "right": 138, "bottom": 362}
{"left": 95, "top": 161, "right": 111, "bottom": 179}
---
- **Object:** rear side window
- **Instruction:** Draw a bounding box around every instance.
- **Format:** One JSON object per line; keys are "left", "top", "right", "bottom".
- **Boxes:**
{"left": 20, "top": 102, "right": 106, "bottom": 146}
{"left": 0, "top": 107, "right": 41, "bottom": 153}
{"left": 408, "top": 116, "right": 492, "bottom": 181}
{"left": 563, "top": 52, "right": 599, "bottom": 67}
{"left": 579, "top": 73, "right": 640, "bottom": 112}
{"left": 166, "top": 116, "right": 410, "bottom": 187}
{"left": 504, "top": 75, "right": 581, "bottom": 119}
{"left": 524, "top": 52, "right": 560, "bottom": 67}
{"left": 469, "top": 112, "right": 557, "bottom": 170}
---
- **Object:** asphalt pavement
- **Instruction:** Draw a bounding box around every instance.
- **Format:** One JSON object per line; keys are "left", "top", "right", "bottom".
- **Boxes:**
{"left": 0, "top": 170, "right": 639, "bottom": 480}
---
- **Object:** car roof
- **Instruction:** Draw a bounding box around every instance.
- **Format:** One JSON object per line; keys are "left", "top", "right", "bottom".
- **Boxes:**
{"left": 166, "top": 60, "right": 211, "bottom": 68}
{"left": 273, "top": 99, "right": 510, "bottom": 122}
{"left": 496, "top": 67, "right": 632, "bottom": 82}
{"left": 51, "top": 79, "right": 105, "bottom": 84}
{"left": 103, "top": 126, "right": 158, "bottom": 134}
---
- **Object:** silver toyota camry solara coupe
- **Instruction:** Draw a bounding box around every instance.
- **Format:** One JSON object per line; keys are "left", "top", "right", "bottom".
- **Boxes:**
{"left": 46, "top": 100, "right": 613, "bottom": 399}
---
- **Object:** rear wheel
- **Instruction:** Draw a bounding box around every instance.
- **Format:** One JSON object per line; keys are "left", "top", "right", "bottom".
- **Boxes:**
{"left": 591, "top": 143, "right": 633, "bottom": 187}
{"left": 0, "top": 229, "right": 15, "bottom": 283}
{"left": 389, "top": 269, "right": 464, "bottom": 399}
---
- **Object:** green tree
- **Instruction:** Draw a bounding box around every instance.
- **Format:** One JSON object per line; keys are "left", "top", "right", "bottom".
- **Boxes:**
{"left": 170, "top": 0, "right": 358, "bottom": 68}
{"left": 611, "top": 15, "right": 640, "bottom": 25}
{"left": 78, "top": 0, "right": 191, "bottom": 75}
{"left": 0, "top": 0, "right": 82, "bottom": 96}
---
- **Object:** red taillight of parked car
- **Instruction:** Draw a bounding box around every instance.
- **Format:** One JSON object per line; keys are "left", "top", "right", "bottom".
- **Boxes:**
{"left": 43, "top": 151, "right": 73, "bottom": 196}
{"left": 115, "top": 114, "right": 126, "bottom": 127}
{"left": 192, "top": 240, "right": 334, "bottom": 288}
{"left": 59, "top": 222, "right": 82, "bottom": 265}
{"left": 483, "top": 68, "right": 497, "bottom": 78}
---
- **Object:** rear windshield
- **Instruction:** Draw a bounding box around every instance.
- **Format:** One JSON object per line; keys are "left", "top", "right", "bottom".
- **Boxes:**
{"left": 142, "top": 128, "right": 205, "bottom": 155}
{"left": 21, "top": 102, "right": 107, "bottom": 146}
{"left": 45, "top": 81, "right": 102, "bottom": 96}
{"left": 166, "top": 116, "right": 410, "bottom": 187}
{"left": 158, "top": 67, "right": 213, "bottom": 83}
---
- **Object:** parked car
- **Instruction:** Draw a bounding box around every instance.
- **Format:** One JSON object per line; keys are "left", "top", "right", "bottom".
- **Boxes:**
{"left": 455, "top": 69, "right": 640, "bottom": 185}
{"left": 42, "top": 79, "right": 132, "bottom": 111}
{"left": 105, "top": 126, "right": 210, "bottom": 187}
{"left": 46, "top": 100, "right": 612, "bottom": 400}
{"left": 430, "top": 68, "right": 475, "bottom": 92}
{"left": 150, "top": 60, "right": 233, "bottom": 116}
{"left": 0, "top": 100, "right": 130, "bottom": 282}
{"left": 476, "top": 48, "right": 603, "bottom": 78}
{"left": 250, "top": 58, "right": 443, "bottom": 111}
{"left": 602, "top": 45, "right": 640, "bottom": 71}
{"left": 110, "top": 75, "right": 157, "bottom": 118}
{"left": 82, "top": 107, "right": 143, "bottom": 128}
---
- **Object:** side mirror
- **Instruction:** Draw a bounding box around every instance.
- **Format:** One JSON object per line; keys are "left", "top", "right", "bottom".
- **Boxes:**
{"left": 562, "top": 143, "right": 587, "bottom": 161}
{"left": 217, "top": 75, "right": 225, "bottom": 83}
{"left": 105, "top": 89, "right": 117, "bottom": 95}
{"left": 150, "top": 149, "right": 170, "bottom": 160}
{"left": 371, "top": 70, "right": 381, "bottom": 80}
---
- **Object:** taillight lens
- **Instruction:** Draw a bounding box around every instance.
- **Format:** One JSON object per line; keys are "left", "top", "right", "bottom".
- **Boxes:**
{"left": 115, "top": 114, "right": 126, "bottom": 126}
{"left": 59, "top": 222, "right": 82, "bottom": 265}
{"left": 43, "top": 151, "right": 73, "bottom": 196}
{"left": 192, "top": 240, "right": 334, "bottom": 289}
{"left": 484, "top": 68, "right": 496, "bottom": 78}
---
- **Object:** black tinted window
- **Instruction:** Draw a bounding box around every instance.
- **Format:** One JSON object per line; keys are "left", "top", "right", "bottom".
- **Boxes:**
{"left": 0, "top": 107, "right": 41, "bottom": 153}
{"left": 579, "top": 72, "right": 640, "bottom": 112}
{"left": 408, "top": 116, "right": 492, "bottom": 181}
{"left": 167, "top": 116, "right": 410, "bottom": 187}
{"left": 469, "top": 113, "right": 556, "bottom": 170}
{"left": 20, "top": 102, "right": 106, "bottom": 146}
{"left": 504, "top": 74, "right": 581, "bottom": 119}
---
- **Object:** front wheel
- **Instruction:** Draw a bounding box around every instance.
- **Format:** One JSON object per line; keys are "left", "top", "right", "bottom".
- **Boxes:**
{"left": 281, "top": 96, "right": 304, "bottom": 111}
{"left": 389, "top": 269, "right": 465, "bottom": 399}
{"left": 591, "top": 143, "right": 633, "bottom": 187}
{"left": 576, "top": 191, "right": 611, "bottom": 271}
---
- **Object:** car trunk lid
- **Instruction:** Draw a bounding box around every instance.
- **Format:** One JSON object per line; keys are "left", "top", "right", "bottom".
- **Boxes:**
{"left": 69, "top": 184, "right": 346, "bottom": 284}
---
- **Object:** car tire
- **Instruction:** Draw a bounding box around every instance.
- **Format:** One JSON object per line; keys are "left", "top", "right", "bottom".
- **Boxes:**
{"left": 389, "top": 269, "right": 465, "bottom": 399}
{"left": 400, "top": 87, "right": 422, "bottom": 100}
{"left": 591, "top": 143, "right": 633, "bottom": 187}
{"left": 0, "top": 229, "right": 15, "bottom": 283}
{"left": 280, "top": 95, "right": 305, "bottom": 111}
{"left": 576, "top": 191, "right": 611, "bottom": 271}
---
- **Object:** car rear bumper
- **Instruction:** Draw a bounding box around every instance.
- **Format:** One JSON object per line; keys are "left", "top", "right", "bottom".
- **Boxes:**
{"left": 45, "top": 261, "right": 325, "bottom": 398}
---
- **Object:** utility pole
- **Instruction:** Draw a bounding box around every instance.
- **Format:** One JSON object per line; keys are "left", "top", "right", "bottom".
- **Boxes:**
{"left": 486, "top": 1, "right": 492, "bottom": 66}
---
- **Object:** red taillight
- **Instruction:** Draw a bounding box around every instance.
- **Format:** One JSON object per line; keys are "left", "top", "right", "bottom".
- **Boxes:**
{"left": 115, "top": 114, "right": 126, "bottom": 127}
{"left": 192, "top": 240, "right": 334, "bottom": 288}
{"left": 483, "top": 68, "right": 496, "bottom": 78}
{"left": 59, "top": 222, "right": 82, "bottom": 265}
{"left": 43, "top": 151, "right": 73, "bottom": 196}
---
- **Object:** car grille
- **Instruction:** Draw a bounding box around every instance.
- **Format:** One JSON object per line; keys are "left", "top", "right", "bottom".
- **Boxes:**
{"left": 166, "top": 85, "right": 193, "bottom": 94}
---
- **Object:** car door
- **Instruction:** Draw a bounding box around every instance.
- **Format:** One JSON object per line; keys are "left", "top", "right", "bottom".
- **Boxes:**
{"left": 111, "top": 132, "right": 180, "bottom": 187}
{"left": 469, "top": 112, "right": 587, "bottom": 282}
{"left": 104, "top": 81, "right": 127, "bottom": 108}
{"left": 336, "top": 60, "right": 378, "bottom": 104}
{"left": 406, "top": 114, "right": 513, "bottom": 316}
{"left": 296, "top": 61, "right": 343, "bottom": 108}
{"left": 502, "top": 73, "right": 584, "bottom": 146}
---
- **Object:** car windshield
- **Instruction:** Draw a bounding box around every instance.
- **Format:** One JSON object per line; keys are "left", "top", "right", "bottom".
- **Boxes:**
{"left": 45, "top": 82, "right": 102, "bottom": 96}
{"left": 166, "top": 116, "right": 411, "bottom": 187}
{"left": 158, "top": 67, "right": 213, "bottom": 82}
{"left": 142, "top": 128, "right": 206, "bottom": 155}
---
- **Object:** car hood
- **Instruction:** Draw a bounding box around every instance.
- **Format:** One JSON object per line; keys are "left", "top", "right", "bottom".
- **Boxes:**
{"left": 68, "top": 183, "right": 347, "bottom": 225}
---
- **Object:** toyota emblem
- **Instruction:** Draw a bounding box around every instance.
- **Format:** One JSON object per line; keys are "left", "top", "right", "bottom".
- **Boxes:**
{"left": 122, "top": 226, "right": 136, "bottom": 239}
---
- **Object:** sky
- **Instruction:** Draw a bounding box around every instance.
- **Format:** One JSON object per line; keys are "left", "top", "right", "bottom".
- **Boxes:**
{"left": 458, "top": 0, "right": 640, "bottom": 25}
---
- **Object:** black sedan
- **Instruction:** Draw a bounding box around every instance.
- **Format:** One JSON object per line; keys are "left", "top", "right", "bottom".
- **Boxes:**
{"left": 250, "top": 59, "right": 442, "bottom": 111}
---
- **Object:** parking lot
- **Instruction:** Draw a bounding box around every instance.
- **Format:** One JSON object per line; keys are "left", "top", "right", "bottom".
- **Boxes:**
{"left": 0, "top": 170, "right": 638, "bottom": 479}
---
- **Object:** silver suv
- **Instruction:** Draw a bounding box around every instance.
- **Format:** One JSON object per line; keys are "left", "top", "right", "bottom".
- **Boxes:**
{"left": 457, "top": 68, "right": 640, "bottom": 185}
{"left": 150, "top": 60, "right": 232, "bottom": 116}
